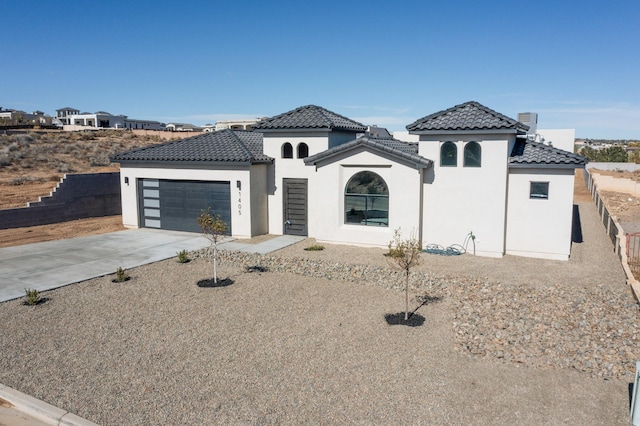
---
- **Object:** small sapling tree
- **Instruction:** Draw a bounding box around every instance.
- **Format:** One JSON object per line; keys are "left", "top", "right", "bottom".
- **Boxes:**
{"left": 386, "top": 228, "right": 421, "bottom": 321}
{"left": 197, "top": 207, "right": 227, "bottom": 284}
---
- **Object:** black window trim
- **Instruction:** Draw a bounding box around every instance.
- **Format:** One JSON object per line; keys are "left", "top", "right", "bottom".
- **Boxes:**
{"left": 440, "top": 141, "right": 457, "bottom": 167}
{"left": 463, "top": 141, "right": 481, "bottom": 168}
{"left": 530, "top": 181, "right": 549, "bottom": 199}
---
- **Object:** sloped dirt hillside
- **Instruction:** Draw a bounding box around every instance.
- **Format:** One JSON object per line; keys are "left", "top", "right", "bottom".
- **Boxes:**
{"left": 0, "top": 130, "right": 161, "bottom": 209}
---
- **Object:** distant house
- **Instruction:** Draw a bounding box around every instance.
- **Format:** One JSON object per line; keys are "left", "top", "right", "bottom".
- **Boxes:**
{"left": 165, "top": 123, "right": 200, "bottom": 132}
{"left": 123, "top": 118, "right": 164, "bottom": 130}
{"left": 215, "top": 118, "right": 261, "bottom": 131}
{"left": 57, "top": 108, "right": 165, "bottom": 130}
{"left": 56, "top": 107, "right": 80, "bottom": 125}
{"left": 112, "top": 101, "right": 586, "bottom": 261}
{"left": 0, "top": 108, "right": 51, "bottom": 125}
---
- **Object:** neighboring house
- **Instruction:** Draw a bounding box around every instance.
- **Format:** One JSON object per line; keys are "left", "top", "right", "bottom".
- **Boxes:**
{"left": 215, "top": 119, "right": 262, "bottom": 131}
{"left": 56, "top": 107, "right": 80, "bottom": 125}
{"left": 57, "top": 108, "right": 164, "bottom": 130}
{"left": 166, "top": 123, "right": 200, "bottom": 132}
{"left": 0, "top": 108, "right": 50, "bottom": 124}
{"left": 69, "top": 111, "right": 125, "bottom": 128}
{"left": 123, "top": 118, "right": 165, "bottom": 130}
{"left": 111, "top": 101, "right": 586, "bottom": 260}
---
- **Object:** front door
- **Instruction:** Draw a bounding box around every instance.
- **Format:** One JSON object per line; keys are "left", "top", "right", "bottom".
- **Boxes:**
{"left": 283, "top": 178, "right": 307, "bottom": 236}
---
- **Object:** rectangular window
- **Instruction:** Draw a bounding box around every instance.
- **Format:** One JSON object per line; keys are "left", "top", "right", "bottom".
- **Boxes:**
{"left": 530, "top": 182, "right": 549, "bottom": 199}
{"left": 345, "top": 194, "right": 389, "bottom": 226}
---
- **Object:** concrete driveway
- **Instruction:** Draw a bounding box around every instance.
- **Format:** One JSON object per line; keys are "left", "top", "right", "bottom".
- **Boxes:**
{"left": 0, "top": 229, "right": 211, "bottom": 303}
{"left": 0, "top": 229, "right": 306, "bottom": 304}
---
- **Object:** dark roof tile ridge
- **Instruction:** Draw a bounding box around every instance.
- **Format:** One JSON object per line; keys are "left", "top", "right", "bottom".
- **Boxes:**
{"left": 225, "top": 129, "right": 260, "bottom": 160}
{"left": 524, "top": 140, "right": 586, "bottom": 159}
{"left": 317, "top": 105, "right": 366, "bottom": 128}
{"left": 407, "top": 100, "right": 528, "bottom": 131}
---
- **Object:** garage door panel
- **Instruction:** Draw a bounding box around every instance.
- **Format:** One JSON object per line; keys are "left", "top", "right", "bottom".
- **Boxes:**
{"left": 139, "top": 179, "right": 231, "bottom": 234}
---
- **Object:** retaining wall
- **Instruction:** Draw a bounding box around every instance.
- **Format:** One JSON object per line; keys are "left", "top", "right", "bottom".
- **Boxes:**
{"left": 586, "top": 162, "right": 640, "bottom": 172}
{"left": 588, "top": 173, "right": 640, "bottom": 197}
{"left": 0, "top": 172, "right": 121, "bottom": 230}
{"left": 585, "top": 169, "right": 640, "bottom": 301}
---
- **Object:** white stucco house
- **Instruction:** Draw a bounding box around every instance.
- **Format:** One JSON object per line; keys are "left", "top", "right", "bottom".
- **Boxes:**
{"left": 111, "top": 101, "right": 587, "bottom": 260}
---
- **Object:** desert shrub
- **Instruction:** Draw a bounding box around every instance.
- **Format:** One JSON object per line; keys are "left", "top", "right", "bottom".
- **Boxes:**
{"left": 7, "top": 142, "right": 19, "bottom": 152}
{"left": 12, "top": 176, "right": 37, "bottom": 185}
{"left": 79, "top": 132, "right": 95, "bottom": 141}
{"left": 114, "top": 267, "right": 130, "bottom": 282}
{"left": 12, "top": 134, "right": 34, "bottom": 146}
{"left": 89, "top": 153, "right": 111, "bottom": 166}
{"left": 304, "top": 244, "right": 325, "bottom": 251}
{"left": 57, "top": 163, "right": 71, "bottom": 173}
{"left": 24, "top": 288, "right": 41, "bottom": 305}
{"left": 0, "top": 153, "right": 10, "bottom": 167}
{"left": 176, "top": 249, "right": 190, "bottom": 263}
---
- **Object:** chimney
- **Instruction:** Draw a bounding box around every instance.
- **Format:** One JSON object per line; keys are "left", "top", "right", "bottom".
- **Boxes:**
{"left": 518, "top": 112, "right": 538, "bottom": 136}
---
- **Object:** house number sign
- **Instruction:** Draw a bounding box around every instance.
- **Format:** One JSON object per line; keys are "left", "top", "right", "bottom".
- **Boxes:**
{"left": 238, "top": 190, "right": 242, "bottom": 215}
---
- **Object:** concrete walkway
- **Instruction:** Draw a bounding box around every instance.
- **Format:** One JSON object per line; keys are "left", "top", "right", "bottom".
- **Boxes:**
{"left": 0, "top": 229, "right": 305, "bottom": 425}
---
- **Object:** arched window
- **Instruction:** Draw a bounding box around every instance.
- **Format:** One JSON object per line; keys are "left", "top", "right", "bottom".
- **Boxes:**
{"left": 464, "top": 141, "right": 481, "bottom": 167}
{"left": 297, "top": 143, "right": 309, "bottom": 159}
{"left": 282, "top": 142, "right": 293, "bottom": 159}
{"left": 345, "top": 171, "right": 389, "bottom": 227}
{"left": 440, "top": 141, "right": 457, "bottom": 166}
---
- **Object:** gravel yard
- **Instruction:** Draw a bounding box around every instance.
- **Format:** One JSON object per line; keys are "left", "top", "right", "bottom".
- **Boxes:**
{"left": 0, "top": 200, "right": 637, "bottom": 425}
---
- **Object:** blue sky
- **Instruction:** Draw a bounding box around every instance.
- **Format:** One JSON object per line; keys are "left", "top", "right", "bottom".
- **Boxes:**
{"left": 2, "top": 0, "right": 639, "bottom": 139}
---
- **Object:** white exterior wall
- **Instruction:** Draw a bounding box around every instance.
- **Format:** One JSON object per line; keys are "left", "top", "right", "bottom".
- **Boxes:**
{"left": 263, "top": 131, "right": 331, "bottom": 235}
{"left": 308, "top": 148, "right": 422, "bottom": 247}
{"left": 68, "top": 113, "right": 126, "bottom": 128}
{"left": 118, "top": 165, "right": 257, "bottom": 238}
{"left": 536, "top": 129, "right": 575, "bottom": 153}
{"left": 419, "top": 135, "right": 512, "bottom": 257}
{"left": 505, "top": 168, "right": 576, "bottom": 260}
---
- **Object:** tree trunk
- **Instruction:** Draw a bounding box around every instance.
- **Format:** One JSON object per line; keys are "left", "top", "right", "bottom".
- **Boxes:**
{"left": 405, "top": 269, "right": 409, "bottom": 321}
{"left": 213, "top": 243, "right": 218, "bottom": 284}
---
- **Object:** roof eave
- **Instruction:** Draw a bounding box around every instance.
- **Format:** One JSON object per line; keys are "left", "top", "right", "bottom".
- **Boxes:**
{"left": 408, "top": 128, "right": 523, "bottom": 136}
{"left": 255, "top": 127, "right": 365, "bottom": 133}
{"left": 305, "top": 142, "right": 432, "bottom": 170}
{"left": 113, "top": 159, "right": 272, "bottom": 167}
{"left": 508, "top": 162, "right": 586, "bottom": 170}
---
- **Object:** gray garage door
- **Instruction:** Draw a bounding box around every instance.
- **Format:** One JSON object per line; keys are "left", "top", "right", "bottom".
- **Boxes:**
{"left": 138, "top": 179, "right": 231, "bottom": 234}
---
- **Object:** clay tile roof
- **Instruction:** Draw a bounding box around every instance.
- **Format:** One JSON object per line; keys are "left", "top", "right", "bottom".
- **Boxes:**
{"left": 509, "top": 139, "right": 587, "bottom": 169}
{"left": 110, "top": 129, "right": 272, "bottom": 164}
{"left": 304, "top": 135, "right": 432, "bottom": 169}
{"left": 253, "top": 105, "right": 367, "bottom": 132}
{"left": 407, "top": 101, "right": 529, "bottom": 133}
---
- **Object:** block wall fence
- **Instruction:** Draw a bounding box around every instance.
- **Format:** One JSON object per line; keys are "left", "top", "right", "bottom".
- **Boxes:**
{"left": 0, "top": 172, "right": 121, "bottom": 230}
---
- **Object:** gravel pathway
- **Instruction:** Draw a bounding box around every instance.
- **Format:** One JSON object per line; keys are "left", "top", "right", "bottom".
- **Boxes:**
{"left": 0, "top": 201, "right": 637, "bottom": 425}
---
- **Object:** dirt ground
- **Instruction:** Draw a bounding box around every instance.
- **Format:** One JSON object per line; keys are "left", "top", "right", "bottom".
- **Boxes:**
{"left": 0, "top": 216, "right": 125, "bottom": 248}
{"left": 586, "top": 169, "right": 640, "bottom": 233}
{"left": 591, "top": 168, "right": 640, "bottom": 182}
